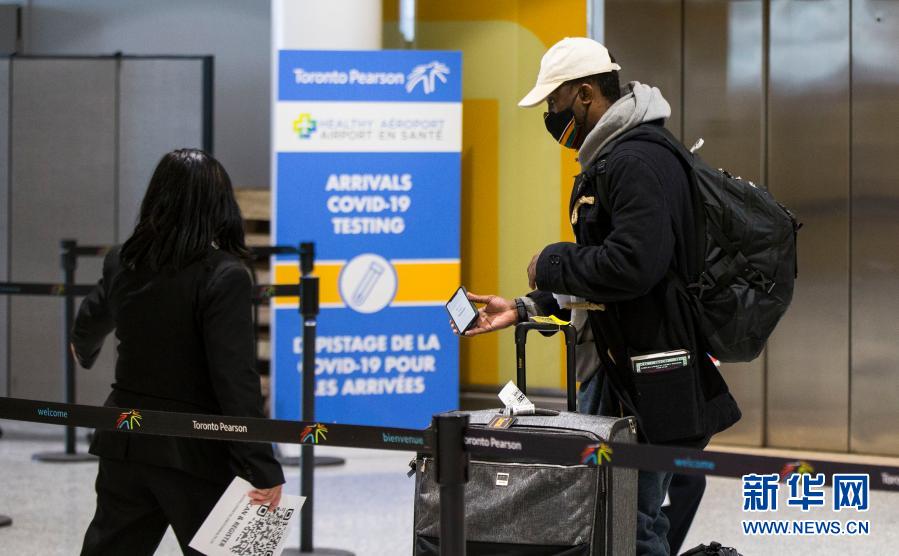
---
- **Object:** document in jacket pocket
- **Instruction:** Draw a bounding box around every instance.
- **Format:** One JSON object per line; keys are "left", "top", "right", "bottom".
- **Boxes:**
{"left": 189, "top": 476, "right": 304, "bottom": 556}
{"left": 630, "top": 349, "right": 692, "bottom": 374}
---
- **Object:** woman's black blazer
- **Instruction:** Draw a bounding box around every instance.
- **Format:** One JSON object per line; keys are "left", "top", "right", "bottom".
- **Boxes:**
{"left": 72, "top": 246, "right": 284, "bottom": 488}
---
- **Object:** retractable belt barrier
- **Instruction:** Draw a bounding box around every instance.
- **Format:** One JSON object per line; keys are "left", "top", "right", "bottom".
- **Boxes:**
{"left": 2, "top": 396, "right": 898, "bottom": 492}
{"left": 0, "top": 243, "right": 302, "bottom": 302}
{"left": 0, "top": 282, "right": 93, "bottom": 297}
{"left": 0, "top": 397, "right": 427, "bottom": 453}
{"left": 0, "top": 282, "right": 298, "bottom": 302}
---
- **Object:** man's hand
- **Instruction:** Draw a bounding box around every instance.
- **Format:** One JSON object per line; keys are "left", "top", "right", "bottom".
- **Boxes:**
{"left": 451, "top": 292, "right": 518, "bottom": 336}
{"left": 527, "top": 250, "right": 543, "bottom": 290}
{"left": 248, "top": 484, "right": 283, "bottom": 508}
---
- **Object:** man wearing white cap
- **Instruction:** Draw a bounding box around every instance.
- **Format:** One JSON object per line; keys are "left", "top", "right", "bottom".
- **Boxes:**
{"left": 462, "top": 37, "right": 741, "bottom": 555}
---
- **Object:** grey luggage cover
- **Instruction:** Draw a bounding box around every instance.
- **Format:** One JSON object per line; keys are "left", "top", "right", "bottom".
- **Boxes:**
{"left": 414, "top": 409, "right": 637, "bottom": 555}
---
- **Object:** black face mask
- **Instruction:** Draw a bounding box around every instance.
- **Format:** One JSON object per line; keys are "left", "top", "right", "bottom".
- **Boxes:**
{"left": 544, "top": 93, "right": 588, "bottom": 150}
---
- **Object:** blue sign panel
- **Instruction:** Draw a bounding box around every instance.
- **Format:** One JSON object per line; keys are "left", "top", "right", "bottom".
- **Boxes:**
{"left": 273, "top": 49, "right": 462, "bottom": 429}
{"left": 275, "top": 152, "right": 460, "bottom": 261}
{"left": 273, "top": 307, "right": 458, "bottom": 428}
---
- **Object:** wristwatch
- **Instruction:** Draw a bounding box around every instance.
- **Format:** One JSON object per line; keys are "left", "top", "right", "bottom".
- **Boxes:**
{"left": 514, "top": 298, "right": 528, "bottom": 323}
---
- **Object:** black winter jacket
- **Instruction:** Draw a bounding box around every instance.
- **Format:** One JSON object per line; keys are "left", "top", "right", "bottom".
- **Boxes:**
{"left": 73, "top": 246, "right": 284, "bottom": 488}
{"left": 531, "top": 121, "right": 741, "bottom": 448}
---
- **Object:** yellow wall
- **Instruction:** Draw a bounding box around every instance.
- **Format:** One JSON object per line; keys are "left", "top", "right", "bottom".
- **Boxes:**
{"left": 384, "top": 1, "right": 586, "bottom": 390}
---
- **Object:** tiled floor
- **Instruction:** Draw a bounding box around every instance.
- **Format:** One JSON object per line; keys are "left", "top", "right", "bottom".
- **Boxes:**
{"left": 1, "top": 420, "right": 896, "bottom": 555}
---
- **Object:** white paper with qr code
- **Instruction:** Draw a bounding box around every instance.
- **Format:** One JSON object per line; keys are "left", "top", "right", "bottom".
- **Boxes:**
{"left": 189, "top": 476, "right": 304, "bottom": 556}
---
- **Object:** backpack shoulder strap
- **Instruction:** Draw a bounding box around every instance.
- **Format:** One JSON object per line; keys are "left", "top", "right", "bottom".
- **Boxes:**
{"left": 587, "top": 124, "right": 693, "bottom": 211}
{"left": 583, "top": 127, "right": 646, "bottom": 215}
{"left": 605, "top": 124, "right": 706, "bottom": 283}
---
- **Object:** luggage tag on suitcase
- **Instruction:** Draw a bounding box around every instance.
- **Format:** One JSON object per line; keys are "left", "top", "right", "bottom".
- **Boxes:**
{"left": 498, "top": 380, "right": 535, "bottom": 416}
{"left": 486, "top": 414, "right": 516, "bottom": 429}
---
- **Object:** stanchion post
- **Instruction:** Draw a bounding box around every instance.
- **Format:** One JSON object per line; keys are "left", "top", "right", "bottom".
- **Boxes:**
{"left": 61, "top": 239, "right": 78, "bottom": 454}
{"left": 434, "top": 413, "right": 469, "bottom": 556}
{"left": 267, "top": 243, "right": 350, "bottom": 555}
{"left": 32, "top": 240, "right": 96, "bottom": 462}
{"left": 299, "top": 242, "right": 318, "bottom": 553}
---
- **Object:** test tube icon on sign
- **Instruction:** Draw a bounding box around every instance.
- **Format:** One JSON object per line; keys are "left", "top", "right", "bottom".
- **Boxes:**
{"left": 351, "top": 261, "right": 385, "bottom": 307}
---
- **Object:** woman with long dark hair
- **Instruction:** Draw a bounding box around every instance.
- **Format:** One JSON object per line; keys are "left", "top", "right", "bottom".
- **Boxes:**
{"left": 73, "top": 149, "right": 284, "bottom": 555}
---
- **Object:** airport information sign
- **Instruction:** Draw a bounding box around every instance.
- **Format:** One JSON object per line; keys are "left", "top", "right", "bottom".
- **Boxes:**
{"left": 272, "top": 50, "right": 462, "bottom": 428}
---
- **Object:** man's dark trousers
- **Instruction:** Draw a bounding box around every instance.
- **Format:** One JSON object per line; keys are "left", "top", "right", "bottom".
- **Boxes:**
{"left": 579, "top": 373, "right": 673, "bottom": 555}
{"left": 665, "top": 473, "right": 707, "bottom": 554}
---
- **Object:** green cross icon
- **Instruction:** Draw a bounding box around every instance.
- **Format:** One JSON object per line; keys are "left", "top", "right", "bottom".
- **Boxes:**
{"left": 293, "top": 113, "right": 317, "bottom": 139}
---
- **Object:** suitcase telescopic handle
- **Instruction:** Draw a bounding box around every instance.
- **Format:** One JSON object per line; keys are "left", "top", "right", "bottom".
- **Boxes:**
{"left": 514, "top": 322, "right": 577, "bottom": 412}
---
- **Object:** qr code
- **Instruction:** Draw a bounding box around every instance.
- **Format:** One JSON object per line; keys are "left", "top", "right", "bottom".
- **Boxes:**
{"left": 227, "top": 505, "right": 293, "bottom": 556}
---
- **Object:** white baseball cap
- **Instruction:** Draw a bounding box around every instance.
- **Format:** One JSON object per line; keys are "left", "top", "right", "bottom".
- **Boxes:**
{"left": 518, "top": 37, "right": 621, "bottom": 108}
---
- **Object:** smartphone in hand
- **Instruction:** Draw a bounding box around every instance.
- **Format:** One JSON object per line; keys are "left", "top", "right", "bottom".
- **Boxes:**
{"left": 446, "top": 286, "right": 478, "bottom": 335}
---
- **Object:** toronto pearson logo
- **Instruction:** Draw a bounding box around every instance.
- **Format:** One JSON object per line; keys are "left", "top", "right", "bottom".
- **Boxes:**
{"left": 405, "top": 61, "right": 450, "bottom": 95}
{"left": 581, "top": 442, "right": 613, "bottom": 465}
{"left": 779, "top": 460, "right": 815, "bottom": 482}
{"left": 293, "top": 113, "right": 318, "bottom": 139}
{"left": 116, "top": 409, "right": 142, "bottom": 430}
{"left": 301, "top": 423, "right": 328, "bottom": 444}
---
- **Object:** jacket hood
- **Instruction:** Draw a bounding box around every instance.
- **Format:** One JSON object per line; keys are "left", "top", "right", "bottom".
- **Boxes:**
{"left": 577, "top": 81, "right": 671, "bottom": 170}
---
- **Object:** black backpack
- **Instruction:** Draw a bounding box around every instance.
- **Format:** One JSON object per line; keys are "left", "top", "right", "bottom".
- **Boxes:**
{"left": 590, "top": 124, "right": 800, "bottom": 363}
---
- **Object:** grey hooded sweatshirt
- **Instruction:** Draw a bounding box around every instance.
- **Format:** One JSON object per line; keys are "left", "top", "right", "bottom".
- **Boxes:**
{"left": 579, "top": 81, "right": 673, "bottom": 170}
{"left": 523, "top": 82, "right": 673, "bottom": 383}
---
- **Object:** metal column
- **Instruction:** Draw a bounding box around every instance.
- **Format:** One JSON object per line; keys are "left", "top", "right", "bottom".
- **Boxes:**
{"left": 849, "top": 0, "right": 899, "bottom": 456}
{"left": 766, "top": 0, "right": 851, "bottom": 451}
{"left": 604, "top": 0, "right": 684, "bottom": 140}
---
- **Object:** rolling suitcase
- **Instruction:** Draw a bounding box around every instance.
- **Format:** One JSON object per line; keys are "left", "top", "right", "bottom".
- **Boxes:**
{"left": 413, "top": 322, "right": 638, "bottom": 555}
